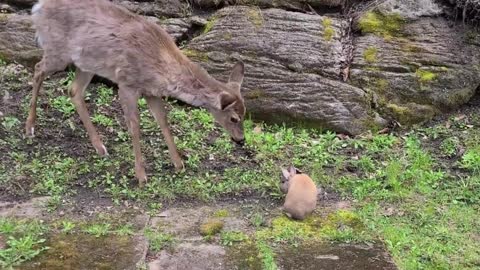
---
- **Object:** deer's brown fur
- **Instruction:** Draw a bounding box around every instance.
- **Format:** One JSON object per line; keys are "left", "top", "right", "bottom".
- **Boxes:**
{"left": 25, "top": 0, "right": 246, "bottom": 186}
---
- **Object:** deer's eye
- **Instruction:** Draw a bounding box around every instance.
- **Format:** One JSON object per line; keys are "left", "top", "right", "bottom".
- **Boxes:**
{"left": 230, "top": 117, "right": 239, "bottom": 123}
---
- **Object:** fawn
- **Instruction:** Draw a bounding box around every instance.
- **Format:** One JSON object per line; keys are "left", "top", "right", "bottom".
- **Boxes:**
{"left": 26, "top": 0, "right": 246, "bottom": 186}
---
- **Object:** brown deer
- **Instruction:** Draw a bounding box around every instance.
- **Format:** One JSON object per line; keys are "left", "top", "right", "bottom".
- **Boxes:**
{"left": 25, "top": 0, "right": 246, "bottom": 186}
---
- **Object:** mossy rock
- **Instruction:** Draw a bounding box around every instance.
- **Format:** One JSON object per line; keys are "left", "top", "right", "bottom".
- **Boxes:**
{"left": 199, "top": 219, "right": 224, "bottom": 236}
{"left": 358, "top": 11, "right": 405, "bottom": 39}
{"left": 386, "top": 103, "right": 436, "bottom": 125}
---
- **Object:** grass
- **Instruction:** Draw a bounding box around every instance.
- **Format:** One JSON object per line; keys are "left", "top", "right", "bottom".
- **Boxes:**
{"left": 1, "top": 64, "right": 480, "bottom": 269}
{"left": 0, "top": 218, "right": 49, "bottom": 269}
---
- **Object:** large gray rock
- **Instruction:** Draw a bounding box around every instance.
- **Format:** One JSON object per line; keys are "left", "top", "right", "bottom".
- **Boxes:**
{"left": 0, "top": 14, "right": 41, "bottom": 69}
{"left": 112, "top": 0, "right": 188, "bottom": 18}
{"left": 185, "top": 6, "right": 380, "bottom": 134}
{"left": 191, "top": 0, "right": 345, "bottom": 10}
{"left": 350, "top": 5, "right": 480, "bottom": 125}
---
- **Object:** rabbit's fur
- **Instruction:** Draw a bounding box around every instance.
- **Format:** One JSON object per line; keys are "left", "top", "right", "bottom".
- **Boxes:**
{"left": 280, "top": 166, "right": 318, "bottom": 220}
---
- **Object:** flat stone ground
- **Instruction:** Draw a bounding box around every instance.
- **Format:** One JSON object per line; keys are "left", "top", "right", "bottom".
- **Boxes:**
{"left": 0, "top": 195, "right": 397, "bottom": 270}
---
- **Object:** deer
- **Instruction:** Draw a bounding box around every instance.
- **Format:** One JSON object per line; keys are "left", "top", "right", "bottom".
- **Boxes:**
{"left": 25, "top": 0, "right": 246, "bottom": 186}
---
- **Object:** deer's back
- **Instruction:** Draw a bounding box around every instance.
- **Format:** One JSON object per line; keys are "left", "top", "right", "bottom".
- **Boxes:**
{"left": 283, "top": 175, "right": 318, "bottom": 220}
{"left": 32, "top": 0, "right": 182, "bottom": 86}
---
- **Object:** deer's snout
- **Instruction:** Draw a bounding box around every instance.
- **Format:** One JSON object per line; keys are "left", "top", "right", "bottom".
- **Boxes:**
{"left": 232, "top": 137, "right": 245, "bottom": 146}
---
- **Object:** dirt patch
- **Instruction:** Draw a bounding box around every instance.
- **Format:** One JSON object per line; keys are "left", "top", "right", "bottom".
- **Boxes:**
{"left": 20, "top": 234, "right": 148, "bottom": 270}
{"left": 277, "top": 242, "right": 397, "bottom": 270}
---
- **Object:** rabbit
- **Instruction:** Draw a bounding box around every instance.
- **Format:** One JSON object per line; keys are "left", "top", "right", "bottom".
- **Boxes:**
{"left": 280, "top": 166, "right": 318, "bottom": 220}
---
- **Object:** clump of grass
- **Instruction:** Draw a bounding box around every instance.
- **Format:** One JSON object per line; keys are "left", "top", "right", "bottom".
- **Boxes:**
{"left": 199, "top": 219, "right": 224, "bottom": 237}
{"left": 220, "top": 231, "right": 248, "bottom": 246}
{"left": 213, "top": 209, "right": 229, "bottom": 218}
{"left": 84, "top": 223, "right": 111, "bottom": 238}
{"left": 144, "top": 229, "right": 174, "bottom": 252}
{"left": 0, "top": 218, "right": 49, "bottom": 268}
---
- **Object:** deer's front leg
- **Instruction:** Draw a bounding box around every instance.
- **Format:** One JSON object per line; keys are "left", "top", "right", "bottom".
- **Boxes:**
{"left": 118, "top": 88, "right": 147, "bottom": 186}
{"left": 146, "top": 96, "right": 184, "bottom": 172}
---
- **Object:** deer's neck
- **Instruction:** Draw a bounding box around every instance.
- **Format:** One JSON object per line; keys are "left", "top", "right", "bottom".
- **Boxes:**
{"left": 165, "top": 64, "right": 221, "bottom": 109}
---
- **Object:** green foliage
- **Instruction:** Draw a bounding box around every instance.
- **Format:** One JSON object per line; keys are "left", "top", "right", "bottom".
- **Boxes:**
{"left": 1, "top": 116, "right": 20, "bottom": 131}
{"left": 0, "top": 219, "right": 49, "bottom": 269}
{"left": 460, "top": 146, "right": 480, "bottom": 173}
{"left": 220, "top": 231, "right": 249, "bottom": 246}
{"left": 144, "top": 229, "right": 174, "bottom": 252}
{"left": 84, "top": 223, "right": 111, "bottom": 238}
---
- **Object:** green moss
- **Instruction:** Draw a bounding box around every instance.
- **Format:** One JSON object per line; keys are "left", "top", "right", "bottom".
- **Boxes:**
{"left": 322, "top": 18, "right": 335, "bottom": 41}
{"left": 386, "top": 103, "right": 435, "bottom": 125}
{"left": 199, "top": 219, "right": 224, "bottom": 236}
{"left": 245, "top": 89, "right": 264, "bottom": 99}
{"left": 363, "top": 47, "right": 378, "bottom": 63}
{"left": 181, "top": 49, "right": 208, "bottom": 62}
{"left": 213, "top": 209, "right": 229, "bottom": 218}
{"left": 401, "top": 44, "right": 426, "bottom": 53}
{"left": 415, "top": 69, "right": 437, "bottom": 83}
{"left": 0, "top": 14, "right": 9, "bottom": 22}
{"left": 358, "top": 11, "right": 405, "bottom": 39}
{"left": 256, "top": 210, "right": 368, "bottom": 244}
{"left": 203, "top": 17, "right": 217, "bottom": 34}
{"left": 322, "top": 18, "right": 332, "bottom": 28}
{"left": 323, "top": 28, "right": 335, "bottom": 41}
{"left": 247, "top": 8, "right": 263, "bottom": 29}
{"left": 223, "top": 32, "right": 233, "bottom": 40}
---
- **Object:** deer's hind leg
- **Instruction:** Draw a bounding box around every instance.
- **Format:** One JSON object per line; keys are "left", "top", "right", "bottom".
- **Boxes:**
{"left": 69, "top": 68, "right": 108, "bottom": 156}
{"left": 25, "top": 57, "right": 69, "bottom": 137}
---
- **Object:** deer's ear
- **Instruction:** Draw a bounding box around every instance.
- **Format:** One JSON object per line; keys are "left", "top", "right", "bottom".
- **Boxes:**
{"left": 216, "top": 91, "right": 237, "bottom": 111}
{"left": 229, "top": 61, "right": 245, "bottom": 85}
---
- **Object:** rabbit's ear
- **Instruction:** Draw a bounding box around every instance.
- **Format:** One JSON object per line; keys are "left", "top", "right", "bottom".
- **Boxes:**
{"left": 281, "top": 167, "right": 290, "bottom": 180}
{"left": 288, "top": 166, "right": 297, "bottom": 176}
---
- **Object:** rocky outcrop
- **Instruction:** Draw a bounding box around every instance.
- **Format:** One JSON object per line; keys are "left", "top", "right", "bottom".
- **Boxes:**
{"left": 0, "top": 14, "right": 41, "bottom": 69}
{"left": 2, "top": 0, "right": 480, "bottom": 133}
{"left": 190, "top": 0, "right": 345, "bottom": 10}
{"left": 350, "top": 0, "right": 480, "bottom": 125}
{"left": 185, "top": 6, "right": 380, "bottom": 134}
{"left": 112, "top": 0, "right": 188, "bottom": 18}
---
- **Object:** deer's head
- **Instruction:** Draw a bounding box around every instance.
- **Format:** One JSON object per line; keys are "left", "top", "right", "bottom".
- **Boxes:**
{"left": 209, "top": 61, "right": 246, "bottom": 145}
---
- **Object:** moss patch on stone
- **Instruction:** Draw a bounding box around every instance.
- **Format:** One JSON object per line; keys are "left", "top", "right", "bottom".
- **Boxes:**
{"left": 199, "top": 219, "right": 224, "bottom": 236}
{"left": 363, "top": 47, "right": 378, "bottom": 63}
{"left": 245, "top": 89, "right": 265, "bottom": 99}
{"left": 322, "top": 18, "right": 335, "bottom": 41}
{"left": 203, "top": 17, "right": 217, "bottom": 34}
{"left": 358, "top": 11, "right": 405, "bottom": 39}
{"left": 247, "top": 8, "right": 263, "bottom": 29}
{"left": 181, "top": 49, "right": 209, "bottom": 62}
{"left": 386, "top": 103, "right": 435, "bottom": 125}
{"left": 256, "top": 210, "right": 369, "bottom": 244}
{"left": 415, "top": 69, "right": 437, "bottom": 83}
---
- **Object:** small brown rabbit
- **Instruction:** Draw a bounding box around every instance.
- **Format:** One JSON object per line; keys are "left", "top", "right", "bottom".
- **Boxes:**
{"left": 280, "top": 166, "right": 318, "bottom": 220}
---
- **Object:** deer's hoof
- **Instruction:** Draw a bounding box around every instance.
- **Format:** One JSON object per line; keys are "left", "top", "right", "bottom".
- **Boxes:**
{"left": 25, "top": 126, "right": 35, "bottom": 138}
{"left": 95, "top": 144, "right": 109, "bottom": 157}
{"left": 174, "top": 160, "right": 185, "bottom": 172}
